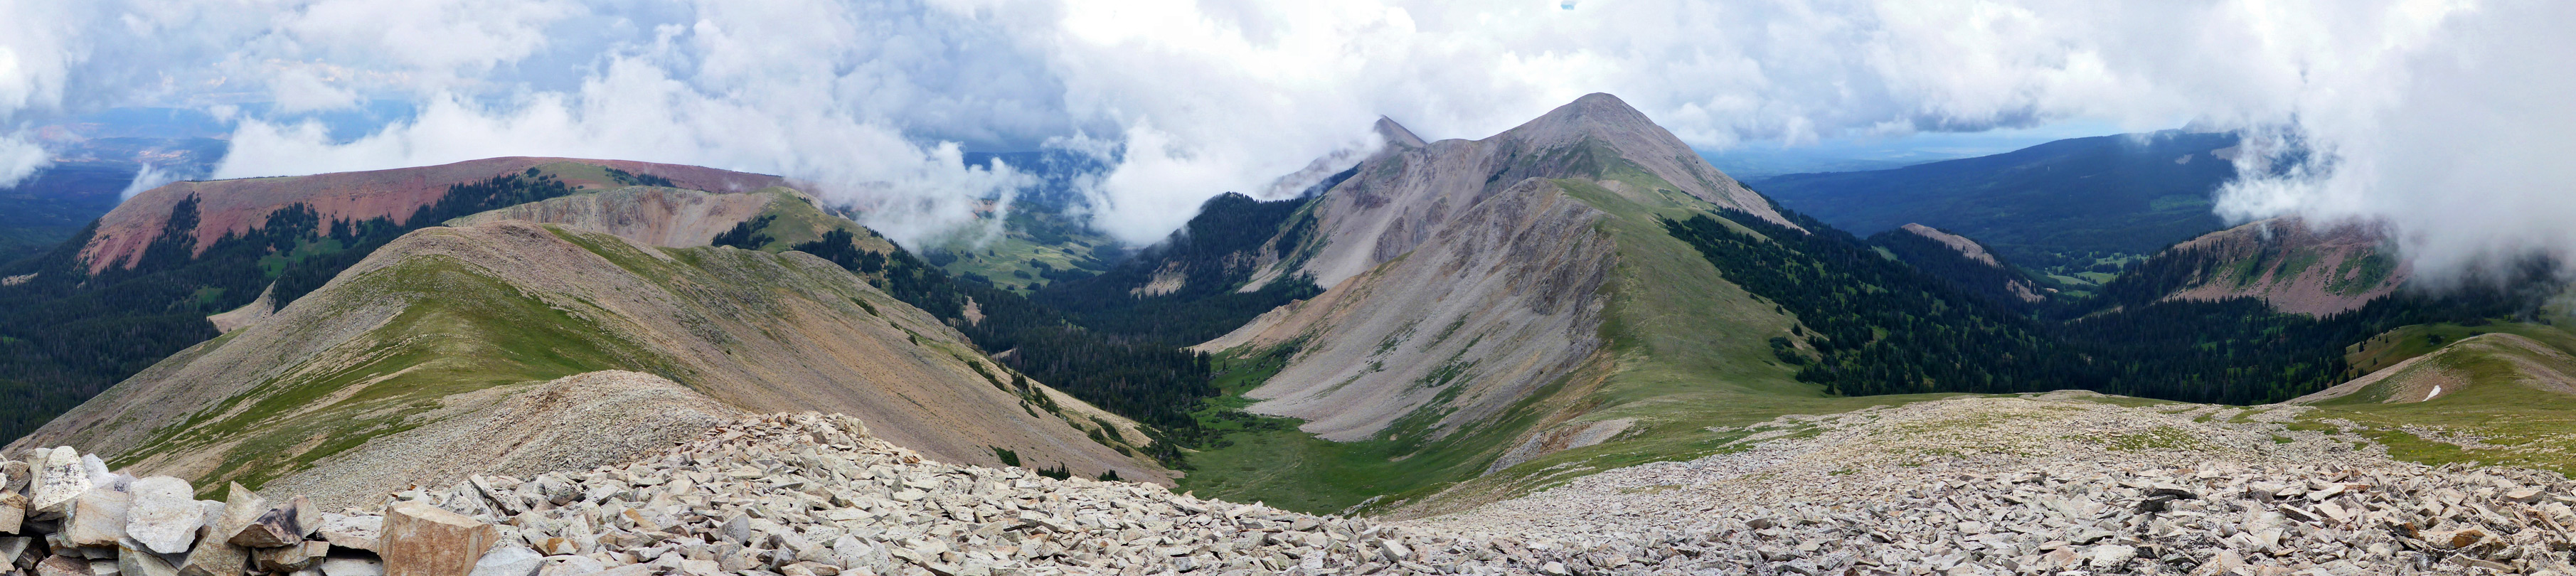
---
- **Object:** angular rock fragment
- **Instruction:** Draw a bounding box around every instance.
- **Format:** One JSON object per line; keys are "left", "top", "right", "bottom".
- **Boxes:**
{"left": 117, "top": 539, "right": 182, "bottom": 576}
{"left": 316, "top": 513, "right": 383, "bottom": 553}
{"left": 230, "top": 497, "right": 312, "bottom": 548}
{"left": 319, "top": 557, "right": 385, "bottom": 576}
{"left": 124, "top": 477, "right": 203, "bottom": 555}
{"left": 28, "top": 449, "right": 90, "bottom": 517}
{"left": 1, "top": 490, "right": 24, "bottom": 533}
{"left": 257, "top": 540, "right": 332, "bottom": 572}
{"left": 2, "top": 460, "right": 28, "bottom": 494}
{"left": 381, "top": 502, "right": 495, "bottom": 576}
{"left": 462, "top": 547, "right": 541, "bottom": 576}
{"left": 65, "top": 487, "right": 133, "bottom": 548}
{"left": 36, "top": 555, "right": 90, "bottom": 576}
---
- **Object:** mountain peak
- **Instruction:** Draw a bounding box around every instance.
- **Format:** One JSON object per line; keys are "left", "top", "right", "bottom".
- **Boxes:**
{"left": 1374, "top": 117, "right": 1427, "bottom": 149}
{"left": 1518, "top": 92, "right": 1654, "bottom": 134}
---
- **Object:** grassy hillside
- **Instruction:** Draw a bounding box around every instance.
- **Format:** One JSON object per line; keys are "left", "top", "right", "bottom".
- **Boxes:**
{"left": 922, "top": 203, "right": 1119, "bottom": 294}
{"left": 1751, "top": 131, "right": 2240, "bottom": 278}
{"left": 2290, "top": 322, "right": 2576, "bottom": 476}
{"left": 14, "top": 222, "right": 1165, "bottom": 499}
{"left": 0, "top": 169, "right": 600, "bottom": 442}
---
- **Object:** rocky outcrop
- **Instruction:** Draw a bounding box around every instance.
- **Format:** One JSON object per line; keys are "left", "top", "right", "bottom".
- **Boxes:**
{"left": 2158, "top": 218, "right": 2408, "bottom": 316}
{"left": 10, "top": 222, "right": 1161, "bottom": 507}
{"left": 1895, "top": 223, "right": 2046, "bottom": 304}
{"left": 78, "top": 158, "right": 784, "bottom": 274}
{"left": 1902, "top": 223, "right": 2003, "bottom": 267}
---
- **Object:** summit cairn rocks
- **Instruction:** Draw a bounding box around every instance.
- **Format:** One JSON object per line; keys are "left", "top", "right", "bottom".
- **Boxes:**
{"left": 382, "top": 501, "right": 494, "bottom": 576}
{"left": 125, "top": 476, "right": 207, "bottom": 554}
{"left": 229, "top": 496, "right": 313, "bottom": 548}
{"left": 27, "top": 447, "right": 89, "bottom": 516}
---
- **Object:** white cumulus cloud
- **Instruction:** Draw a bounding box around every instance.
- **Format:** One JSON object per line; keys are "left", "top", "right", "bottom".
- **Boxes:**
{"left": 0, "top": 0, "right": 2566, "bottom": 272}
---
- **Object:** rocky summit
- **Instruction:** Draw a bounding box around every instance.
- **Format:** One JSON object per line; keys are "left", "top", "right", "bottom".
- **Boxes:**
{"left": 4, "top": 400, "right": 2572, "bottom": 576}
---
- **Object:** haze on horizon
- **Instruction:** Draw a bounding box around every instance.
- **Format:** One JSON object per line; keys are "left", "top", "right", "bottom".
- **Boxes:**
{"left": 1, "top": 0, "right": 2569, "bottom": 280}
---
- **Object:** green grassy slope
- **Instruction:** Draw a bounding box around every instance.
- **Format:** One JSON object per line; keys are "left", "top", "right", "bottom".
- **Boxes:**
{"left": 2293, "top": 322, "right": 2576, "bottom": 476}
{"left": 118, "top": 250, "right": 680, "bottom": 491}
{"left": 923, "top": 204, "right": 1117, "bottom": 294}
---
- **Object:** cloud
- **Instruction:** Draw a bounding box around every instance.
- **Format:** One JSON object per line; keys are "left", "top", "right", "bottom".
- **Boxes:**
{"left": 118, "top": 163, "right": 179, "bottom": 200}
{"left": 265, "top": 66, "right": 361, "bottom": 113}
{"left": 1, "top": 0, "right": 2568, "bottom": 272}
{"left": 0, "top": 134, "right": 46, "bottom": 186}
{"left": 2213, "top": 0, "right": 2576, "bottom": 282}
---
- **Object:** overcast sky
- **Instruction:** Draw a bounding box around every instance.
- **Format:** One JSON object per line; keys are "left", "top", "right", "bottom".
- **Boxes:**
{"left": 1, "top": 0, "right": 2568, "bottom": 277}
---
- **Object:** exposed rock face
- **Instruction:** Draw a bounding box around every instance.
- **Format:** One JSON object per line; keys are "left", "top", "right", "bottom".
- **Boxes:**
{"left": 1902, "top": 223, "right": 2003, "bottom": 267}
{"left": 11, "top": 222, "right": 1161, "bottom": 506}
{"left": 2158, "top": 218, "right": 2408, "bottom": 316}
{"left": 444, "top": 187, "right": 777, "bottom": 249}
{"left": 1201, "top": 93, "right": 1793, "bottom": 457}
{"left": 1254, "top": 93, "right": 1787, "bottom": 291}
{"left": 1899, "top": 223, "right": 2045, "bottom": 303}
{"left": 1207, "top": 178, "right": 1618, "bottom": 442}
{"left": 78, "top": 158, "right": 785, "bottom": 274}
{"left": 205, "top": 284, "right": 278, "bottom": 334}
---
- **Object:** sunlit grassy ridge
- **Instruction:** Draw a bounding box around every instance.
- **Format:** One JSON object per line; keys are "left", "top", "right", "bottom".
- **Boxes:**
{"left": 2297, "top": 321, "right": 2576, "bottom": 476}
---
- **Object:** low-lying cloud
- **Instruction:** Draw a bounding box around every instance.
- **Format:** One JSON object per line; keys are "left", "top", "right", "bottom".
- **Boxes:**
{"left": 0, "top": 0, "right": 2568, "bottom": 270}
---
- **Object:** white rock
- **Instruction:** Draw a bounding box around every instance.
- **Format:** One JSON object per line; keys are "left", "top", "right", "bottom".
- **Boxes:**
{"left": 321, "top": 557, "right": 388, "bottom": 576}
{"left": 118, "top": 538, "right": 184, "bottom": 576}
{"left": 29, "top": 447, "right": 90, "bottom": 516}
{"left": 533, "top": 555, "right": 602, "bottom": 576}
{"left": 465, "top": 547, "right": 543, "bottom": 576}
{"left": 126, "top": 476, "right": 205, "bottom": 554}
{"left": 66, "top": 486, "right": 134, "bottom": 548}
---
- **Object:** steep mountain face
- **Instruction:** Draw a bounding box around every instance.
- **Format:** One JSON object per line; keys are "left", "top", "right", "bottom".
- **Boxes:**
{"left": 1031, "top": 191, "right": 1331, "bottom": 346}
{"left": 1752, "top": 131, "right": 2240, "bottom": 276}
{"left": 78, "top": 157, "right": 783, "bottom": 274}
{"left": 2105, "top": 218, "right": 2407, "bottom": 316}
{"left": 1183, "top": 95, "right": 1822, "bottom": 508}
{"left": 1204, "top": 176, "right": 1619, "bottom": 442}
{"left": 5, "top": 221, "right": 1161, "bottom": 505}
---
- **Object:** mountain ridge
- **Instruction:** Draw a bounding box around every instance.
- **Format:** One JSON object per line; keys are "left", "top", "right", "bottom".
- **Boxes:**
{"left": 8, "top": 220, "right": 1162, "bottom": 505}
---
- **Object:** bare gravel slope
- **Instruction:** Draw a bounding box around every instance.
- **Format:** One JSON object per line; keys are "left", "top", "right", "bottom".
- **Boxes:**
{"left": 446, "top": 186, "right": 778, "bottom": 248}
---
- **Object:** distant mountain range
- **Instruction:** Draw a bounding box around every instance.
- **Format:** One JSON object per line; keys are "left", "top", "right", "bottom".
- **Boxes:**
{"left": 0, "top": 95, "right": 2561, "bottom": 522}
{"left": 1751, "top": 131, "right": 2242, "bottom": 283}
